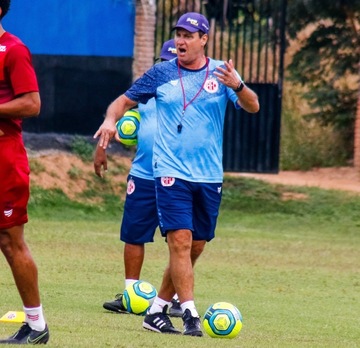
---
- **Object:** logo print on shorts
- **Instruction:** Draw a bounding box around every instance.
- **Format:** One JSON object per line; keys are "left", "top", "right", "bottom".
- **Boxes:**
{"left": 4, "top": 209, "right": 13, "bottom": 218}
{"left": 161, "top": 177, "right": 175, "bottom": 187}
{"left": 127, "top": 179, "right": 135, "bottom": 195}
{"left": 204, "top": 77, "right": 219, "bottom": 94}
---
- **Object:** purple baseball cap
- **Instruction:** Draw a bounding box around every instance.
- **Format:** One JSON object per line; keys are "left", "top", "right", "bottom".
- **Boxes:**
{"left": 173, "top": 12, "right": 209, "bottom": 34}
{"left": 160, "top": 39, "right": 177, "bottom": 61}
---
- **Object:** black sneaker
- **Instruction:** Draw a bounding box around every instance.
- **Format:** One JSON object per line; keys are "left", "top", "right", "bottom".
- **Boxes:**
{"left": 103, "top": 293, "right": 128, "bottom": 314}
{"left": 168, "top": 298, "right": 182, "bottom": 317}
{"left": 143, "top": 305, "right": 181, "bottom": 334}
{"left": 182, "top": 309, "right": 203, "bottom": 337}
{"left": 0, "top": 323, "right": 49, "bottom": 345}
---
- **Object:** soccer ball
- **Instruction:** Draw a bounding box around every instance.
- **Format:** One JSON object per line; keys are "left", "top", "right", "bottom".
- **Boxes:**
{"left": 115, "top": 109, "right": 141, "bottom": 146}
{"left": 122, "top": 280, "right": 157, "bottom": 315}
{"left": 203, "top": 302, "right": 243, "bottom": 339}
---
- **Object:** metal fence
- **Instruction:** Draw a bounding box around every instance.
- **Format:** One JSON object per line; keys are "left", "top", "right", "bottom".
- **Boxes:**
{"left": 155, "top": 0, "right": 287, "bottom": 173}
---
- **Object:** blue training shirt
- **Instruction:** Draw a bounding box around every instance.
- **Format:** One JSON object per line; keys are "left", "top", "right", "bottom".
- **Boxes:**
{"left": 125, "top": 58, "right": 239, "bottom": 183}
{"left": 129, "top": 99, "right": 156, "bottom": 180}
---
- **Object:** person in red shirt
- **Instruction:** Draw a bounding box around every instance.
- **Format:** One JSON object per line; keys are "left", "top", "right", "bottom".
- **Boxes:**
{"left": 0, "top": 0, "right": 49, "bottom": 344}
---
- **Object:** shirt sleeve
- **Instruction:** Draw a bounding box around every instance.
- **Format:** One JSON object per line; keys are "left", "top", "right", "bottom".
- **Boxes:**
{"left": 125, "top": 66, "right": 159, "bottom": 104}
{"left": 5, "top": 44, "right": 39, "bottom": 96}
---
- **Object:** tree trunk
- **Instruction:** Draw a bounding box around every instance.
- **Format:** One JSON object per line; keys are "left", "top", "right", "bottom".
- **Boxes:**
{"left": 132, "top": 0, "right": 156, "bottom": 81}
{"left": 345, "top": 8, "right": 360, "bottom": 171}
{"left": 354, "top": 64, "right": 360, "bottom": 171}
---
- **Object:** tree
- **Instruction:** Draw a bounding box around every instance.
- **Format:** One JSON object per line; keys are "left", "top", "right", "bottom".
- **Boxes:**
{"left": 286, "top": 0, "right": 360, "bottom": 165}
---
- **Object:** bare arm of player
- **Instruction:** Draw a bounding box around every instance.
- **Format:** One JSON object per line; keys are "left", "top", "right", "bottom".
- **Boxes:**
{"left": 233, "top": 82, "right": 259, "bottom": 114}
{"left": 94, "top": 143, "right": 107, "bottom": 178}
{"left": 0, "top": 92, "right": 40, "bottom": 118}
{"left": 214, "top": 59, "right": 260, "bottom": 114}
{"left": 93, "top": 94, "right": 138, "bottom": 149}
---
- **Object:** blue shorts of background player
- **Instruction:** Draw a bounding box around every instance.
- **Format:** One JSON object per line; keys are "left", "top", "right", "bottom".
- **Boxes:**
{"left": 103, "top": 174, "right": 182, "bottom": 317}
{"left": 121, "top": 175, "right": 158, "bottom": 244}
{"left": 155, "top": 177, "right": 223, "bottom": 242}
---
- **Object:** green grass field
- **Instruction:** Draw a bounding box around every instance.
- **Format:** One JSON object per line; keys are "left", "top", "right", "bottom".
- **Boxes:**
{"left": 0, "top": 176, "right": 359, "bottom": 347}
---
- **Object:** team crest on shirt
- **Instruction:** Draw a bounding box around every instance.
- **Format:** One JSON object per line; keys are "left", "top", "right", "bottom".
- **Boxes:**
{"left": 170, "top": 80, "right": 178, "bottom": 86}
{"left": 127, "top": 179, "right": 136, "bottom": 195}
{"left": 161, "top": 177, "right": 175, "bottom": 187}
{"left": 0, "top": 45, "right": 6, "bottom": 52}
{"left": 204, "top": 77, "right": 219, "bottom": 94}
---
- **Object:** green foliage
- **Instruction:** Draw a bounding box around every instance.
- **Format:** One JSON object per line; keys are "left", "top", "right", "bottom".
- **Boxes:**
{"left": 286, "top": 0, "right": 360, "bottom": 158}
{"left": 280, "top": 83, "right": 348, "bottom": 169}
{"left": 70, "top": 136, "right": 95, "bottom": 162}
{"left": 67, "top": 166, "right": 83, "bottom": 180}
{"left": 280, "top": 119, "right": 348, "bottom": 170}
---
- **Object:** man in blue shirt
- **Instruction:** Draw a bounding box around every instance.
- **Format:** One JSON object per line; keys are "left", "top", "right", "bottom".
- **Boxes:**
{"left": 94, "top": 40, "right": 182, "bottom": 317}
{"left": 94, "top": 12, "right": 259, "bottom": 337}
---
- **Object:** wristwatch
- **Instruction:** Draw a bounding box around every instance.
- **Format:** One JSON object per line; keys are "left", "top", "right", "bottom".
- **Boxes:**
{"left": 233, "top": 80, "right": 245, "bottom": 93}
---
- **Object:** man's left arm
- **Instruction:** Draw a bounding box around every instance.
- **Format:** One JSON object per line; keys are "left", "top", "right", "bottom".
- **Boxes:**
{"left": 214, "top": 59, "right": 260, "bottom": 114}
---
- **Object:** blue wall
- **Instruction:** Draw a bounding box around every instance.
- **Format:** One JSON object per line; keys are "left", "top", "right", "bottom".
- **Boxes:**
{"left": 4, "top": 0, "right": 135, "bottom": 57}
{"left": 2, "top": 0, "right": 136, "bottom": 135}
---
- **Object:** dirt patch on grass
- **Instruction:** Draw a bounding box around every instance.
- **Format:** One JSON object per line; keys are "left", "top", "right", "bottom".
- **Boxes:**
{"left": 29, "top": 151, "right": 132, "bottom": 199}
{"left": 232, "top": 167, "right": 360, "bottom": 195}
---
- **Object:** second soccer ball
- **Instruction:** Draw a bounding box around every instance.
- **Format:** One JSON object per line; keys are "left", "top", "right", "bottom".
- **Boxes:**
{"left": 122, "top": 280, "right": 157, "bottom": 315}
{"left": 115, "top": 109, "right": 141, "bottom": 146}
{"left": 203, "top": 302, "right": 243, "bottom": 339}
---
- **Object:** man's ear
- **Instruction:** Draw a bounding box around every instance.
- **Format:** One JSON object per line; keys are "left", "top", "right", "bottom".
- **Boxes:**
{"left": 201, "top": 34, "right": 208, "bottom": 47}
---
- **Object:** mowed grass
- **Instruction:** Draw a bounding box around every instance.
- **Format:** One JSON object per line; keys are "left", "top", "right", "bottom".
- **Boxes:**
{"left": 0, "top": 176, "right": 359, "bottom": 347}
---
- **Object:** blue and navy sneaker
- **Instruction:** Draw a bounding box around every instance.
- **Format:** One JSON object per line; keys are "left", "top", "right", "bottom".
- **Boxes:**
{"left": 182, "top": 309, "right": 203, "bottom": 337}
{"left": 168, "top": 298, "right": 182, "bottom": 317}
{"left": 143, "top": 305, "right": 181, "bottom": 334}
{"left": 0, "top": 323, "right": 49, "bottom": 345}
{"left": 103, "top": 293, "right": 128, "bottom": 314}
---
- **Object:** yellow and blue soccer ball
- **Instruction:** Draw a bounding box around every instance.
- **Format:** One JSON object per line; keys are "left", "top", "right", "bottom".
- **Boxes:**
{"left": 203, "top": 302, "right": 243, "bottom": 339}
{"left": 122, "top": 280, "right": 157, "bottom": 315}
{"left": 115, "top": 109, "right": 141, "bottom": 146}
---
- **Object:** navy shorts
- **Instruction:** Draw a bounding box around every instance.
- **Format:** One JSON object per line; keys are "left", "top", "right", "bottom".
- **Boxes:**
{"left": 155, "top": 177, "right": 222, "bottom": 241}
{"left": 120, "top": 175, "right": 159, "bottom": 244}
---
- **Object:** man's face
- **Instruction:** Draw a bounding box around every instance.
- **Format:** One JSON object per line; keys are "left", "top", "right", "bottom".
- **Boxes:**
{"left": 174, "top": 29, "right": 207, "bottom": 66}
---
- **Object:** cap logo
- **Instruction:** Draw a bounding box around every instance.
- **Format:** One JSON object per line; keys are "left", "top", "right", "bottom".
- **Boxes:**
{"left": 186, "top": 17, "right": 199, "bottom": 27}
{"left": 168, "top": 47, "right": 177, "bottom": 54}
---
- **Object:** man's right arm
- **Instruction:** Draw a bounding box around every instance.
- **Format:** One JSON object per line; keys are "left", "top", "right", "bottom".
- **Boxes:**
{"left": 93, "top": 94, "right": 138, "bottom": 149}
{"left": 0, "top": 92, "right": 41, "bottom": 118}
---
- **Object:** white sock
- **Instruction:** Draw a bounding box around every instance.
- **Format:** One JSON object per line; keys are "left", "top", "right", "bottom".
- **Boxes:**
{"left": 172, "top": 294, "right": 179, "bottom": 301}
{"left": 147, "top": 297, "right": 170, "bottom": 314}
{"left": 125, "top": 279, "right": 138, "bottom": 289}
{"left": 24, "top": 305, "right": 46, "bottom": 331}
{"left": 180, "top": 301, "right": 199, "bottom": 317}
